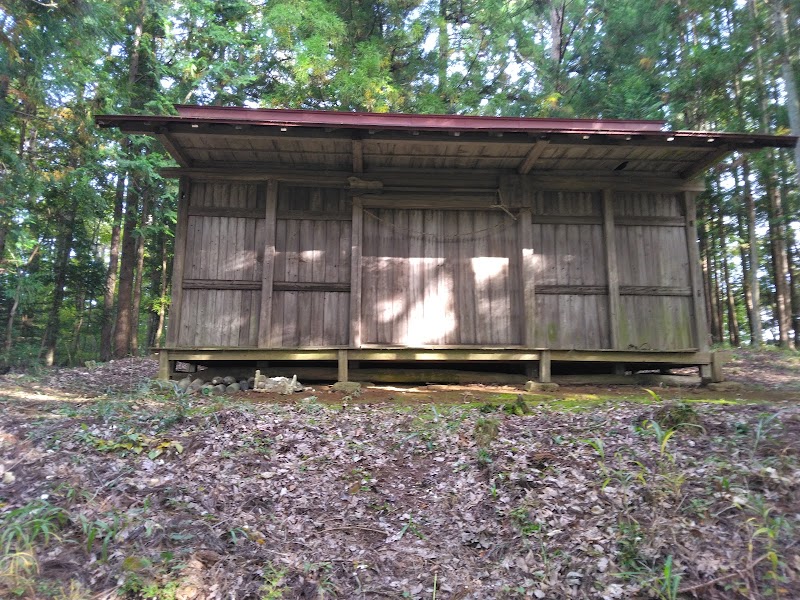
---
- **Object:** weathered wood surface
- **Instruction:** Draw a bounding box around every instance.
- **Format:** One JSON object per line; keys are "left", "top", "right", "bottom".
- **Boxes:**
{"left": 176, "top": 181, "right": 263, "bottom": 347}
{"left": 168, "top": 179, "right": 703, "bottom": 357}
{"left": 531, "top": 191, "right": 609, "bottom": 350}
{"left": 361, "top": 208, "right": 520, "bottom": 345}
{"left": 614, "top": 191, "right": 693, "bottom": 350}
{"left": 270, "top": 185, "right": 352, "bottom": 347}
{"left": 260, "top": 366, "right": 528, "bottom": 385}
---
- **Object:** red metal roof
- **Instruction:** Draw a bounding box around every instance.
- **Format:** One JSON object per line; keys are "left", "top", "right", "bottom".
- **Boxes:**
{"left": 172, "top": 104, "right": 667, "bottom": 133}
{"left": 94, "top": 105, "right": 798, "bottom": 176}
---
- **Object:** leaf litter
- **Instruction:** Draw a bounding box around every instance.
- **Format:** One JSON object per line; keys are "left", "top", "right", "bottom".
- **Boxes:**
{"left": 0, "top": 357, "right": 799, "bottom": 599}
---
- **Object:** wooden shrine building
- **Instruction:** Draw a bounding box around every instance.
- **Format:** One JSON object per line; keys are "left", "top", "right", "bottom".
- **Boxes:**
{"left": 97, "top": 106, "right": 796, "bottom": 384}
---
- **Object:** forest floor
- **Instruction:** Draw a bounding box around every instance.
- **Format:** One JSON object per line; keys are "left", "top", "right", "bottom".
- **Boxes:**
{"left": 1, "top": 349, "right": 799, "bottom": 599}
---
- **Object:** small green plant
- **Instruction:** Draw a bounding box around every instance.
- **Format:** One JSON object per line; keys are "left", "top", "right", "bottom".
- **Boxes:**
{"left": 79, "top": 512, "right": 125, "bottom": 561}
{"left": 510, "top": 506, "right": 541, "bottom": 537}
{"left": 657, "top": 555, "right": 681, "bottom": 600}
{"left": 752, "top": 412, "right": 782, "bottom": 457}
{"left": 474, "top": 417, "right": 500, "bottom": 446}
{"left": 616, "top": 519, "right": 646, "bottom": 577}
{"left": 476, "top": 447, "right": 493, "bottom": 468}
{"left": 77, "top": 425, "right": 184, "bottom": 459}
{"left": 260, "top": 563, "right": 289, "bottom": 600}
{"left": 644, "top": 420, "right": 677, "bottom": 457}
{"left": 0, "top": 500, "right": 69, "bottom": 555}
{"left": 397, "top": 515, "right": 425, "bottom": 540}
{"left": 503, "top": 395, "right": 531, "bottom": 416}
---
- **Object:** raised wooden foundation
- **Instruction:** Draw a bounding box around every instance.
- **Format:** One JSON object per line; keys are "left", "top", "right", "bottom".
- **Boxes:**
{"left": 156, "top": 346, "right": 723, "bottom": 384}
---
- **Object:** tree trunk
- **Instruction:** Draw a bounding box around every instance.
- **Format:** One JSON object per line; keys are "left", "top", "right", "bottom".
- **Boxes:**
{"left": 788, "top": 236, "right": 800, "bottom": 346}
{"left": 743, "top": 158, "right": 762, "bottom": 346}
{"left": 70, "top": 289, "right": 86, "bottom": 362}
{"left": 699, "top": 210, "right": 721, "bottom": 343}
{"left": 771, "top": 0, "right": 800, "bottom": 184}
{"left": 5, "top": 245, "right": 39, "bottom": 355}
{"left": 765, "top": 162, "right": 794, "bottom": 349}
{"left": 437, "top": 0, "right": 449, "bottom": 109}
{"left": 715, "top": 174, "right": 740, "bottom": 346}
{"left": 550, "top": 2, "right": 565, "bottom": 94}
{"left": 129, "top": 191, "right": 150, "bottom": 356}
{"left": 733, "top": 164, "right": 754, "bottom": 341}
{"left": 100, "top": 173, "right": 126, "bottom": 361}
{"left": 151, "top": 227, "right": 170, "bottom": 347}
{"left": 40, "top": 198, "right": 78, "bottom": 366}
{"left": 113, "top": 185, "right": 140, "bottom": 358}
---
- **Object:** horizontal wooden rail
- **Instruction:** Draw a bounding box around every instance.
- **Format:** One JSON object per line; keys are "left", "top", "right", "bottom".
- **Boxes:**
{"left": 182, "top": 279, "right": 351, "bottom": 292}
{"left": 273, "top": 282, "right": 350, "bottom": 292}
{"left": 536, "top": 285, "right": 691, "bottom": 296}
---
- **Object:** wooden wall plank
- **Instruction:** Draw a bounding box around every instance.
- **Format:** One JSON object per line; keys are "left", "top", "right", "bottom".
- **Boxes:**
{"left": 258, "top": 181, "right": 278, "bottom": 347}
{"left": 519, "top": 208, "right": 535, "bottom": 346}
{"left": 603, "top": 189, "right": 621, "bottom": 349}
{"left": 350, "top": 198, "right": 363, "bottom": 347}
{"left": 683, "top": 191, "right": 710, "bottom": 351}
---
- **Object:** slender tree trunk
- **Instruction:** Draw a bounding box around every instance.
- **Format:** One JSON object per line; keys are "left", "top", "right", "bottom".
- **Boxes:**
{"left": 437, "top": 0, "right": 449, "bottom": 109}
{"left": 151, "top": 228, "right": 169, "bottom": 347}
{"left": 733, "top": 165, "right": 755, "bottom": 341}
{"left": 550, "top": 1, "right": 565, "bottom": 94}
{"left": 129, "top": 191, "right": 150, "bottom": 356}
{"left": 743, "top": 158, "right": 762, "bottom": 346}
{"left": 765, "top": 159, "right": 794, "bottom": 349}
{"left": 5, "top": 245, "right": 40, "bottom": 355}
{"left": 113, "top": 185, "right": 140, "bottom": 358}
{"left": 40, "top": 198, "right": 79, "bottom": 366}
{"left": 771, "top": 0, "right": 800, "bottom": 183}
{"left": 71, "top": 290, "right": 85, "bottom": 361}
{"left": 788, "top": 236, "right": 800, "bottom": 346}
{"left": 100, "top": 173, "right": 125, "bottom": 361}
{"left": 699, "top": 210, "right": 722, "bottom": 343}
{"left": 715, "top": 175, "right": 741, "bottom": 346}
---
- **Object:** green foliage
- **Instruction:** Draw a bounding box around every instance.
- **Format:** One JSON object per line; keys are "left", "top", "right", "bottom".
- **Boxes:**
{"left": 474, "top": 416, "right": 500, "bottom": 446}
{"left": 76, "top": 424, "right": 184, "bottom": 459}
{"left": 1, "top": 0, "right": 798, "bottom": 363}
{"left": 0, "top": 500, "right": 69, "bottom": 556}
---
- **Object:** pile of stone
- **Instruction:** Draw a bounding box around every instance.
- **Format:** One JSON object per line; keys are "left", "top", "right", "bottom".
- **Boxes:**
{"left": 170, "top": 371, "right": 305, "bottom": 396}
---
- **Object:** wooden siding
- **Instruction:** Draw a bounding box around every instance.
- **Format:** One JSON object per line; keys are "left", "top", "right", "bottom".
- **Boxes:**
{"left": 168, "top": 178, "right": 702, "bottom": 353}
{"left": 270, "top": 185, "right": 351, "bottom": 347}
{"left": 614, "top": 192, "right": 694, "bottom": 350}
{"left": 361, "top": 208, "right": 521, "bottom": 345}
{"left": 177, "top": 182, "right": 264, "bottom": 347}
{"left": 531, "top": 191, "right": 610, "bottom": 349}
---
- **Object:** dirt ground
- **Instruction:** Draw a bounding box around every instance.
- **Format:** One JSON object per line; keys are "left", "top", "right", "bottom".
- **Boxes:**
{"left": 0, "top": 349, "right": 798, "bottom": 599}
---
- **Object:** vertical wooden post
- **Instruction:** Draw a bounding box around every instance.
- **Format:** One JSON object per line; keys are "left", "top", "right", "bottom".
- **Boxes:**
{"left": 538, "top": 350, "right": 551, "bottom": 383}
{"left": 683, "top": 191, "right": 710, "bottom": 352}
{"left": 349, "top": 198, "right": 363, "bottom": 348}
{"left": 258, "top": 180, "right": 278, "bottom": 347}
{"left": 518, "top": 207, "right": 536, "bottom": 347}
{"left": 166, "top": 177, "right": 190, "bottom": 347}
{"left": 602, "top": 189, "right": 621, "bottom": 349}
{"left": 337, "top": 349, "right": 349, "bottom": 382}
{"left": 683, "top": 191, "right": 712, "bottom": 381}
{"left": 158, "top": 350, "right": 171, "bottom": 380}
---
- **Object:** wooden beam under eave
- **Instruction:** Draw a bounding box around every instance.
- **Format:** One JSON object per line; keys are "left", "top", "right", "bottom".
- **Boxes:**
{"left": 156, "top": 132, "right": 193, "bottom": 168}
{"left": 679, "top": 148, "right": 731, "bottom": 180}
{"left": 517, "top": 140, "right": 550, "bottom": 175}
{"left": 352, "top": 139, "right": 364, "bottom": 173}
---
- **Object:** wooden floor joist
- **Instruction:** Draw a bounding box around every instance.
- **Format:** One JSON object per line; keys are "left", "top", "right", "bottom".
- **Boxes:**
{"left": 157, "top": 346, "right": 720, "bottom": 382}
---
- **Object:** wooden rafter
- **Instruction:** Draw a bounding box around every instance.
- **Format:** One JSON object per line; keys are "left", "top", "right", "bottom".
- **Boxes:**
{"left": 517, "top": 140, "right": 550, "bottom": 174}
{"left": 680, "top": 148, "right": 731, "bottom": 180}
{"left": 156, "top": 130, "right": 193, "bottom": 168}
